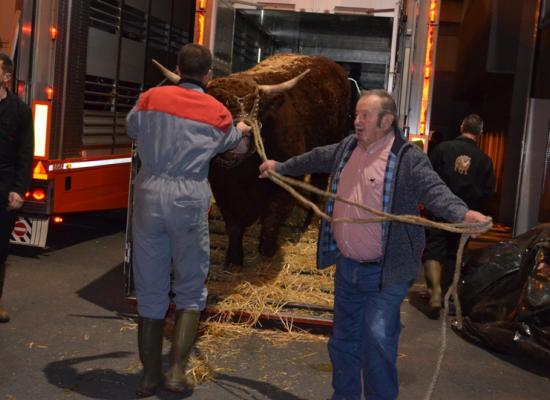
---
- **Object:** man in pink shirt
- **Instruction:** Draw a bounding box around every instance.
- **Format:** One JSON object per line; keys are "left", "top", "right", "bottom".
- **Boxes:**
{"left": 260, "top": 90, "right": 488, "bottom": 400}
{"left": 332, "top": 125, "right": 394, "bottom": 262}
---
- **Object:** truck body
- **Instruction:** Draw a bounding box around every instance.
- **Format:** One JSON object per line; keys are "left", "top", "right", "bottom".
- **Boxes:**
{"left": 3, "top": 0, "right": 196, "bottom": 247}
{"left": 3, "top": 0, "right": 437, "bottom": 248}
{"left": 203, "top": 0, "right": 440, "bottom": 148}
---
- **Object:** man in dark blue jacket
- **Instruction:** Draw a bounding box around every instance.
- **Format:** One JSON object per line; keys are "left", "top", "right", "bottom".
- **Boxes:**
{"left": 0, "top": 53, "right": 34, "bottom": 323}
{"left": 259, "top": 90, "right": 488, "bottom": 400}
{"left": 423, "top": 114, "right": 495, "bottom": 318}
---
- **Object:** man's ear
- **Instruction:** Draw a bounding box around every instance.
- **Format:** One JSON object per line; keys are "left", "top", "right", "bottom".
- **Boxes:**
{"left": 201, "top": 69, "right": 212, "bottom": 85}
{"left": 381, "top": 113, "right": 394, "bottom": 130}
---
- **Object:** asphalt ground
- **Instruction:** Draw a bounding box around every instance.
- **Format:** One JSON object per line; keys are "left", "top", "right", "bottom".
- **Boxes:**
{"left": 1, "top": 212, "right": 549, "bottom": 399}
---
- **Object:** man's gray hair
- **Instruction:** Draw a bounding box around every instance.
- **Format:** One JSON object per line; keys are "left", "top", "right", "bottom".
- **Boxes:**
{"left": 361, "top": 89, "right": 398, "bottom": 128}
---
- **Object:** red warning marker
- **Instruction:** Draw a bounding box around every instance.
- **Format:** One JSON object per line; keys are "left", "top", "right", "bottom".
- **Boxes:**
{"left": 13, "top": 221, "right": 28, "bottom": 237}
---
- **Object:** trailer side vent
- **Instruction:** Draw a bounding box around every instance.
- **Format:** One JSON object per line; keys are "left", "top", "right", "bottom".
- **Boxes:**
{"left": 149, "top": 16, "right": 170, "bottom": 51}
{"left": 90, "top": 0, "right": 120, "bottom": 35}
{"left": 122, "top": 4, "right": 146, "bottom": 42}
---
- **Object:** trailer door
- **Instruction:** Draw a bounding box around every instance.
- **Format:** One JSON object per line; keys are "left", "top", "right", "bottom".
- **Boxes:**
{"left": 218, "top": 2, "right": 400, "bottom": 91}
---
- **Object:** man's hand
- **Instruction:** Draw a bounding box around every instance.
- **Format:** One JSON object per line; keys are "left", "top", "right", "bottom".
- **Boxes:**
{"left": 463, "top": 210, "right": 490, "bottom": 238}
{"left": 259, "top": 160, "right": 277, "bottom": 178}
{"left": 236, "top": 121, "right": 251, "bottom": 137}
{"left": 7, "top": 192, "right": 24, "bottom": 210}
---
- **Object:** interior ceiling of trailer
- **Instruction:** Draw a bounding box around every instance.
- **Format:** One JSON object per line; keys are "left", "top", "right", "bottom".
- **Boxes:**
{"left": 237, "top": 9, "right": 393, "bottom": 57}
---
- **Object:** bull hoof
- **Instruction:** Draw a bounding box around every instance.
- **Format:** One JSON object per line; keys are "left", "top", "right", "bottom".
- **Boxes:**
{"left": 135, "top": 385, "right": 159, "bottom": 398}
{"left": 164, "top": 376, "right": 194, "bottom": 393}
{"left": 136, "top": 376, "right": 162, "bottom": 398}
{"left": 224, "top": 252, "right": 244, "bottom": 270}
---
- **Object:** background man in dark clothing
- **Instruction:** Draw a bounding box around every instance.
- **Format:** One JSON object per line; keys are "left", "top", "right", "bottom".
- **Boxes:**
{"left": 422, "top": 114, "right": 495, "bottom": 318}
{"left": 0, "top": 53, "right": 34, "bottom": 323}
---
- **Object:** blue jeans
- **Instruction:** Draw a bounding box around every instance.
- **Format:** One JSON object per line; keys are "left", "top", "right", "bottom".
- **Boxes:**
{"left": 329, "top": 256, "right": 409, "bottom": 400}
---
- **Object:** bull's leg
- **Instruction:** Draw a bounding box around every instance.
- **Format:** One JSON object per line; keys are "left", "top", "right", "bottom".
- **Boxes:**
{"left": 301, "top": 173, "right": 328, "bottom": 231}
{"left": 259, "top": 192, "right": 294, "bottom": 258}
{"left": 225, "top": 222, "right": 245, "bottom": 267}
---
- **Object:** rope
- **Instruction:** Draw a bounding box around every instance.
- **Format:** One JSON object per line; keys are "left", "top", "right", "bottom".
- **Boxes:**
{"left": 237, "top": 113, "right": 492, "bottom": 400}
{"left": 423, "top": 233, "right": 468, "bottom": 400}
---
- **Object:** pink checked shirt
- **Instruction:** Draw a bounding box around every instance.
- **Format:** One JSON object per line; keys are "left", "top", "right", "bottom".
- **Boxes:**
{"left": 332, "top": 133, "right": 395, "bottom": 262}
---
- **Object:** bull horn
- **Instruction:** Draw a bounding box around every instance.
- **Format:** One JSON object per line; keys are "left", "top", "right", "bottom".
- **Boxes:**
{"left": 152, "top": 59, "right": 180, "bottom": 83}
{"left": 258, "top": 69, "right": 310, "bottom": 95}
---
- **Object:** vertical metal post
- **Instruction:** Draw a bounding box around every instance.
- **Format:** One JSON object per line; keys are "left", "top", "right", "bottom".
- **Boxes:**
{"left": 387, "top": 1, "right": 400, "bottom": 94}
{"left": 57, "top": 0, "right": 71, "bottom": 159}
{"left": 114, "top": 0, "right": 124, "bottom": 155}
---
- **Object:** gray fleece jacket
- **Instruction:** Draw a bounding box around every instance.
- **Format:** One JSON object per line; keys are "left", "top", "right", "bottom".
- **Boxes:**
{"left": 276, "top": 129, "right": 469, "bottom": 287}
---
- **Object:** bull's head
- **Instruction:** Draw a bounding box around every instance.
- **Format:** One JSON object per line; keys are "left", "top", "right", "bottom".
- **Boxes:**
{"left": 152, "top": 59, "right": 309, "bottom": 167}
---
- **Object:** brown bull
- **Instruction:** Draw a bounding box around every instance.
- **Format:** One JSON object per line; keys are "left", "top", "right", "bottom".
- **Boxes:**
{"left": 156, "top": 54, "right": 351, "bottom": 266}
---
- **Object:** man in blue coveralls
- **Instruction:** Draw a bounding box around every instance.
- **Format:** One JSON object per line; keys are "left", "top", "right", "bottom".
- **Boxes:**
{"left": 127, "top": 43, "right": 250, "bottom": 397}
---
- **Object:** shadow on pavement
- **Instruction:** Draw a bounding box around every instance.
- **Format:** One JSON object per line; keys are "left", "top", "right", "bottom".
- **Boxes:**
{"left": 44, "top": 353, "right": 308, "bottom": 400}
{"left": 211, "top": 373, "right": 308, "bottom": 400}
{"left": 43, "top": 352, "right": 186, "bottom": 400}
{"left": 77, "top": 264, "right": 135, "bottom": 316}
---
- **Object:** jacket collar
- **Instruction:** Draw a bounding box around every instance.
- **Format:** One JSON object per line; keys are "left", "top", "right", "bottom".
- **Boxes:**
{"left": 179, "top": 78, "right": 207, "bottom": 92}
{"left": 389, "top": 127, "right": 407, "bottom": 155}
{"left": 455, "top": 135, "right": 477, "bottom": 145}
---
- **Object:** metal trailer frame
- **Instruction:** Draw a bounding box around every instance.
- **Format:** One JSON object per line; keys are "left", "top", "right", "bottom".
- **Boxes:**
{"left": 397, "top": 0, "right": 442, "bottom": 145}
{"left": 123, "top": 0, "right": 441, "bottom": 332}
{"left": 10, "top": 0, "right": 195, "bottom": 247}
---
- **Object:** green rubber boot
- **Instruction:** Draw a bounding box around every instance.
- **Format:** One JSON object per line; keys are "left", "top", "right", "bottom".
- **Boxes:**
{"left": 164, "top": 310, "right": 200, "bottom": 393}
{"left": 136, "top": 317, "right": 164, "bottom": 398}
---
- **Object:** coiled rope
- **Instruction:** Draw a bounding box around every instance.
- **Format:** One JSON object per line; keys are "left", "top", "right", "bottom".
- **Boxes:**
{"left": 235, "top": 98, "right": 492, "bottom": 400}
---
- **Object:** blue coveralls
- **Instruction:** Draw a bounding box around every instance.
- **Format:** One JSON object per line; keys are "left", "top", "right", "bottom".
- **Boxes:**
{"left": 127, "top": 81, "right": 241, "bottom": 319}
